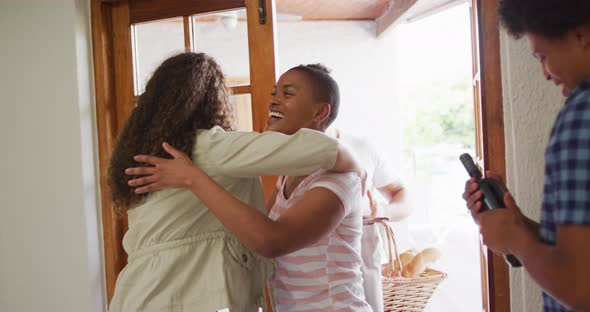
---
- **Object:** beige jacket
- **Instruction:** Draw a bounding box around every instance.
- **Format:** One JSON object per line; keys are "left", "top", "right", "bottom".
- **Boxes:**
{"left": 108, "top": 127, "right": 338, "bottom": 312}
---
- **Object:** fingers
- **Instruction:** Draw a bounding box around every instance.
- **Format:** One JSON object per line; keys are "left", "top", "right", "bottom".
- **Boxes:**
{"left": 162, "top": 142, "right": 188, "bottom": 160}
{"left": 472, "top": 201, "right": 482, "bottom": 215}
{"left": 133, "top": 155, "right": 163, "bottom": 165}
{"left": 462, "top": 177, "right": 484, "bottom": 221}
{"left": 462, "top": 178, "right": 479, "bottom": 200}
{"left": 128, "top": 175, "right": 159, "bottom": 187}
{"left": 466, "top": 190, "right": 483, "bottom": 210}
{"left": 466, "top": 180, "right": 479, "bottom": 193}
{"left": 134, "top": 182, "right": 163, "bottom": 194}
{"left": 162, "top": 142, "right": 184, "bottom": 159}
{"left": 125, "top": 167, "right": 156, "bottom": 176}
{"left": 470, "top": 201, "right": 486, "bottom": 224}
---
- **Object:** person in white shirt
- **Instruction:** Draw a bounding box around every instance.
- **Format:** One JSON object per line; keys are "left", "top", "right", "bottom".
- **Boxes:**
{"left": 331, "top": 128, "right": 412, "bottom": 312}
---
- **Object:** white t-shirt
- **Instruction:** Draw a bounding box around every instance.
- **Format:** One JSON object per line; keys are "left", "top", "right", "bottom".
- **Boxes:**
{"left": 330, "top": 129, "right": 400, "bottom": 312}
{"left": 335, "top": 131, "right": 398, "bottom": 210}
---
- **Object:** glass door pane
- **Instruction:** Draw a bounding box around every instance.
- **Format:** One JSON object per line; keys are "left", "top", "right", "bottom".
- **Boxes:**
{"left": 231, "top": 94, "right": 253, "bottom": 131}
{"left": 192, "top": 9, "right": 251, "bottom": 87}
{"left": 132, "top": 17, "right": 185, "bottom": 95}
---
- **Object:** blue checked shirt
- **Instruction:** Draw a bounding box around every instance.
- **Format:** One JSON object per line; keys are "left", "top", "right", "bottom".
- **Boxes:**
{"left": 540, "top": 79, "right": 590, "bottom": 312}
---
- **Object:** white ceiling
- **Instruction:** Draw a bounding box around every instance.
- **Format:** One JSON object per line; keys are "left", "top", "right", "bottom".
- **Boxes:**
{"left": 274, "top": 0, "right": 467, "bottom": 22}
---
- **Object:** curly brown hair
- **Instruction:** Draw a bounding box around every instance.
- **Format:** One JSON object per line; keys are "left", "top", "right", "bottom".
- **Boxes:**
{"left": 108, "top": 52, "right": 234, "bottom": 210}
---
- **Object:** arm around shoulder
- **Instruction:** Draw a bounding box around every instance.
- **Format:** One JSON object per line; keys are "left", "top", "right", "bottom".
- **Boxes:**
{"left": 205, "top": 129, "right": 339, "bottom": 177}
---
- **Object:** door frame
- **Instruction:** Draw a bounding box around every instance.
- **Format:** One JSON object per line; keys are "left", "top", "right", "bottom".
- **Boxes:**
{"left": 471, "top": 0, "right": 511, "bottom": 311}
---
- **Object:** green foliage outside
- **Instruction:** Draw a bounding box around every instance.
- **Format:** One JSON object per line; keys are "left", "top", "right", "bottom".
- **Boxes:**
{"left": 402, "top": 77, "right": 475, "bottom": 150}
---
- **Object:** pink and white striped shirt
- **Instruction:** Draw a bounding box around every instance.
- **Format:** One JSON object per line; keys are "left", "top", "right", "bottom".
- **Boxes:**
{"left": 269, "top": 171, "right": 370, "bottom": 311}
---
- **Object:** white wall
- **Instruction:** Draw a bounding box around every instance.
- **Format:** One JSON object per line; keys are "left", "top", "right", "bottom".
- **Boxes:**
{"left": 500, "top": 30, "right": 564, "bottom": 312}
{"left": 276, "top": 21, "right": 402, "bottom": 158}
{"left": 0, "top": 1, "right": 105, "bottom": 311}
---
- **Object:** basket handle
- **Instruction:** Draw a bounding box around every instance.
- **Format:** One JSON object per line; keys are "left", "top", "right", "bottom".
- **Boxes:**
{"left": 376, "top": 220, "right": 403, "bottom": 277}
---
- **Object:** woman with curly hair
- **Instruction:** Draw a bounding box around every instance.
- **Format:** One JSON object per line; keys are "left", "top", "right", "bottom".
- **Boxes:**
{"left": 107, "top": 53, "right": 361, "bottom": 312}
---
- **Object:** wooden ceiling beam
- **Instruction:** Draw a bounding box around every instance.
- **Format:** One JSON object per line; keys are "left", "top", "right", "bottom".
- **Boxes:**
{"left": 375, "top": 0, "right": 417, "bottom": 36}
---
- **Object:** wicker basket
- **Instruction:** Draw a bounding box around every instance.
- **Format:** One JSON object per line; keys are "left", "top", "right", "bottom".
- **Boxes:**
{"left": 376, "top": 220, "right": 447, "bottom": 312}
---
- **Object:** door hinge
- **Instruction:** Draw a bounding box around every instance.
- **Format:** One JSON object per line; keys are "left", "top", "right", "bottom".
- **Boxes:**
{"left": 258, "top": 0, "right": 267, "bottom": 24}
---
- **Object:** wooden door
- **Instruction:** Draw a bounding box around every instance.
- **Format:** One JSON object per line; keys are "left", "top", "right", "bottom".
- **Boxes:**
{"left": 91, "top": 0, "right": 279, "bottom": 303}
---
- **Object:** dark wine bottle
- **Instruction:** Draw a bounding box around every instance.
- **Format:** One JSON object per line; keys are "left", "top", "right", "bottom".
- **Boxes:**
{"left": 460, "top": 153, "right": 522, "bottom": 268}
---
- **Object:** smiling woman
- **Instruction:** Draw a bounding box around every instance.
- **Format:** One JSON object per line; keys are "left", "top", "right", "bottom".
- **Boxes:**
{"left": 267, "top": 64, "right": 340, "bottom": 134}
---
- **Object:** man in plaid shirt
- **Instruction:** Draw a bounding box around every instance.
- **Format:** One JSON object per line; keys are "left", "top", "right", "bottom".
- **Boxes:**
{"left": 463, "top": 0, "right": 590, "bottom": 311}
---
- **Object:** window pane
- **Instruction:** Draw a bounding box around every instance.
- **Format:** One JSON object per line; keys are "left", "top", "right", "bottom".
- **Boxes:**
{"left": 192, "top": 9, "right": 250, "bottom": 86}
{"left": 133, "top": 17, "right": 185, "bottom": 95}
{"left": 231, "top": 93, "right": 253, "bottom": 132}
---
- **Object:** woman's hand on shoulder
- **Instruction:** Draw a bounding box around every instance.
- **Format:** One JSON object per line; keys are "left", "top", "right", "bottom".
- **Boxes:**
{"left": 126, "top": 142, "right": 198, "bottom": 193}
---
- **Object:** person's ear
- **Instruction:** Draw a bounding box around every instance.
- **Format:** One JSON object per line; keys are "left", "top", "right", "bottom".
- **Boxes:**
{"left": 575, "top": 24, "right": 590, "bottom": 49}
{"left": 313, "top": 103, "right": 331, "bottom": 125}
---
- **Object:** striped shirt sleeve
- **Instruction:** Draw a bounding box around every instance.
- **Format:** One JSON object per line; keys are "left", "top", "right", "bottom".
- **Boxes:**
{"left": 307, "top": 172, "right": 361, "bottom": 215}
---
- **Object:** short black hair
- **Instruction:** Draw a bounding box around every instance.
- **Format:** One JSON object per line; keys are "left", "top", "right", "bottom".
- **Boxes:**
{"left": 499, "top": 0, "right": 590, "bottom": 39}
{"left": 290, "top": 64, "right": 340, "bottom": 129}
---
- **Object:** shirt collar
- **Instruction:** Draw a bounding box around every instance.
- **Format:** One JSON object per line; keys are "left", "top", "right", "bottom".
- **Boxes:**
{"left": 568, "top": 78, "right": 590, "bottom": 99}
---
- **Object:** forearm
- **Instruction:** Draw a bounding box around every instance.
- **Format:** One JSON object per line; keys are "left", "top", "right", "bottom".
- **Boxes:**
{"left": 213, "top": 129, "right": 340, "bottom": 177}
{"left": 382, "top": 200, "right": 412, "bottom": 221}
{"left": 186, "top": 167, "right": 284, "bottom": 256}
{"left": 379, "top": 185, "right": 411, "bottom": 221}
{"left": 512, "top": 230, "right": 586, "bottom": 310}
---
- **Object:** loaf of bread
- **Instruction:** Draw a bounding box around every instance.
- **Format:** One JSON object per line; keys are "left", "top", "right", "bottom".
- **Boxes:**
{"left": 382, "top": 249, "right": 417, "bottom": 277}
{"left": 401, "top": 247, "right": 441, "bottom": 278}
{"left": 382, "top": 263, "right": 395, "bottom": 277}
{"left": 394, "top": 249, "right": 418, "bottom": 274}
